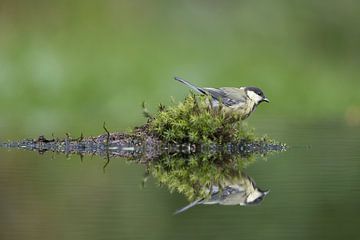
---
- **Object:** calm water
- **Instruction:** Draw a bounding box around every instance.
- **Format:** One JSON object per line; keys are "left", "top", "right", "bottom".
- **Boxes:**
{"left": 0, "top": 119, "right": 359, "bottom": 240}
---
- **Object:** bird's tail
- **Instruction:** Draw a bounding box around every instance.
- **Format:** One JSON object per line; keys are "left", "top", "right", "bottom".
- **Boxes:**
{"left": 174, "top": 77, "right": 207, "bottom": 95}
{"left": 174, "top": 199, "right": 202, "bottom": 215}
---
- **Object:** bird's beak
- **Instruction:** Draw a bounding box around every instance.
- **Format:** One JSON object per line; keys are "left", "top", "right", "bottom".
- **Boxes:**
{"left": 263, "top": 189, "right": 270, "bottom": 196}
{"left": 263, "top": 97, "right": 270, "bottom": 103}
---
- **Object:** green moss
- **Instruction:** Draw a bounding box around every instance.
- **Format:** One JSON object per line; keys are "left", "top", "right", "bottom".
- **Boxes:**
{"left": 146, "top": 94, "right": 255, "bottom": 144}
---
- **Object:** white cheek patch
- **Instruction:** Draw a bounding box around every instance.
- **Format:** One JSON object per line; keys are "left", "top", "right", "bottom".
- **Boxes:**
{"left": 247, "top": 91, "right": 263, "bottom": 103}
{"left": 246, "top": 189, "right": 263, "bottom": 203}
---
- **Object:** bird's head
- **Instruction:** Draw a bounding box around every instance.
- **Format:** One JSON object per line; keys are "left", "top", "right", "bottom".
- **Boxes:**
{"left": 245, "top": 87, "right": 269, "bottom": 104}
{"left": 245, "top": 188, "right": 270, "bottom": 205}
{"left": 240, "top": 175, "right": 270, "bottom": 206}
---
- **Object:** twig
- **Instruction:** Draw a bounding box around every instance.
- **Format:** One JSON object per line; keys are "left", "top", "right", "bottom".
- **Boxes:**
{"left": 103, "top": 122, "right": 110, "bottom": 145}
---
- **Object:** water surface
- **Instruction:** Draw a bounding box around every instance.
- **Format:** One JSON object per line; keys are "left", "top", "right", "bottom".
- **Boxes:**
{"left": 0, "top": 120, "right": 359, "bottom": 240}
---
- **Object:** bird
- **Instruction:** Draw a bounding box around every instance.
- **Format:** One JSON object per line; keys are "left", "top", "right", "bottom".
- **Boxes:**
{"left": 174, "top": 172, "right": 269, "bottom": 214}
{"left": 175, "top": 77, "right": 269, "bottom": 120}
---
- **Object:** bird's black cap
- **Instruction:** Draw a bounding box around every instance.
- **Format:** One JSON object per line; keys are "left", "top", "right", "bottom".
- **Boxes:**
{"left": 245, "top": 87, "right": 265, "bottom": 98}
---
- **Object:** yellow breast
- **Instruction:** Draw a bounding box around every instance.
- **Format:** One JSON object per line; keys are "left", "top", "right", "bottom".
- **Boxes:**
{"left": 226, "top": 100, "right": 257, "bottom": 120}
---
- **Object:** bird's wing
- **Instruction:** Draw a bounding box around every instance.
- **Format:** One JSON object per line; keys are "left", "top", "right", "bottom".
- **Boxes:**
{"left": 204, "top": 87, "right": 246, "bottom": 107}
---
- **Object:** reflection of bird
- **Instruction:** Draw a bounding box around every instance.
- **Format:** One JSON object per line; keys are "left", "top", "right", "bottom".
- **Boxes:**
{"left": 175, "top": 173, "right": 269, "bottom": 214}
{"left": 175, "top": 77, "right": 269, "bottom": 120}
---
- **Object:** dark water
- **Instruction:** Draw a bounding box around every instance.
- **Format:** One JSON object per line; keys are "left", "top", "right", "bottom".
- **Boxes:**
{"left": 0, "top": 120, "right": 359, "bottom": 240}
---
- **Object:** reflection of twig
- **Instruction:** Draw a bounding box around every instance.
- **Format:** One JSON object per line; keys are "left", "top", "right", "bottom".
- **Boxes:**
{"left": 103, "top": 122, "right": 110, "bottom": 145}
{"left": 79, "top": 153, "right": 84, "bottom": 163}
{"left": 103, "top": 150, "right": 110, "bottom": 173}
{"left": 141, "top": 169, "right": 150, "bottom": 189}
{"left": 37, "top": 149, "right": 47, "bottom": 155}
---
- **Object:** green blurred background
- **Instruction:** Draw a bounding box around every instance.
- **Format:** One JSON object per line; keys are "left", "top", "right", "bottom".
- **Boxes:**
{"left": 1, "top": 0, "right": 360, "bottom": 137}
{"left": 1, "top": 0, "right": 360, "bottom": 240}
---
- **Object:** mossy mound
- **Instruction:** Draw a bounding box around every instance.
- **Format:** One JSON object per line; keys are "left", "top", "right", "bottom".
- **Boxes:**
{"left": 146, "top": 94, "right": 255, "bottom": 144}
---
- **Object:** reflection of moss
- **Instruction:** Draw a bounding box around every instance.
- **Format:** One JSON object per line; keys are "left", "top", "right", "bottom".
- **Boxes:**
{"left": 147, "top": 152, "right": 256, "bottom": 201}
{"left": 146, "top": 94, "right": 255, "bottom": 144}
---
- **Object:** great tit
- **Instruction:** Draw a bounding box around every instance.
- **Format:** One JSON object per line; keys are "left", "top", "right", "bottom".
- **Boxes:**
{"left": 174, "top": 173, "right": 269, "bottom": 214}
{"left": 175, "top": 77, "right": 269, "bottom": 120}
